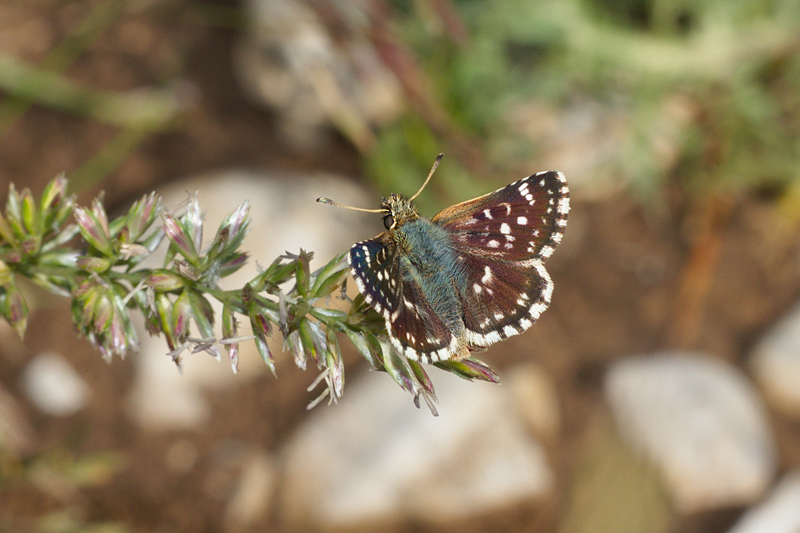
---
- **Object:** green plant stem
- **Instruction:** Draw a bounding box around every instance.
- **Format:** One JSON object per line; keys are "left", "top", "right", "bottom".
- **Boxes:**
{"left": 0, "top": 54, "right": 182, "bottom": 130}
{"left": 0, "top": 1, "right": 128, "bottom": 136}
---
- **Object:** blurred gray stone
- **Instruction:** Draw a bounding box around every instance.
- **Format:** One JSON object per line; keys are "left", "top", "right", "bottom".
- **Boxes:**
{"left": 728, "top": 473, "right": 800, "bottom": 533}
{"left": 504, "top": 97, "right": 629, "bottom": 201}
{"left": 127, "top": 169, "right": 371, "bottom": 430}
{"left": 21, "top": 352, "right": 90, "bottom": 417}
{"left": 236, "top": 0, "right": 403, "bottom": 149}
{"left": 279, "top": 367, "right": 554, "bottom": 529}
{"left": 224, "top": 448, "right": 277, "bottom": 532}
{"left": 505, "top": 361, "right": 561, "bottom": 440}
{"left": 750, "top": 301, "right": 800, "bottom": 419}
{"left": 505, "top": 94, "right": 695, "bottom": 202}
{"left": 605, "top": 352, "right": 776, "bottom": 513}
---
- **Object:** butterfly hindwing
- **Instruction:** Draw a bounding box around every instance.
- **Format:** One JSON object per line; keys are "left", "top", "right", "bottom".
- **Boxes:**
{"left": 349, "top": 235, "right": 460, "bottom": 362}
{"left": 455, "top": 253, "right": 553, "bottom": 347}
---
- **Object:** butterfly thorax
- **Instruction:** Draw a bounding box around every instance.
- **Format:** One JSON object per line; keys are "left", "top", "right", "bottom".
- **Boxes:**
{"left": 391, "top": 215, "right": 467, "bottom": 342}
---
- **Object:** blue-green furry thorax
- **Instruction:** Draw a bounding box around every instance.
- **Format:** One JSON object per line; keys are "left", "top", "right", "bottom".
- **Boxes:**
{"left": 383, "top": 194, "right": 466, "bottom": 332}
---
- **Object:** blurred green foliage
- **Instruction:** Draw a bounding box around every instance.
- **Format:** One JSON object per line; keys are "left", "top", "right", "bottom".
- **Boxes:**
{"left": 6, "top": 0, "right": 797, "bottom": 206}
{"left": 373, "top": 0, "right": 800, "bottom": 202}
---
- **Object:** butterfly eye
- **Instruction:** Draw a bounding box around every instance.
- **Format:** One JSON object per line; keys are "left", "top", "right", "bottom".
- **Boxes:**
{"left": 383, "top": 214, "right": 395, "bottom": 230}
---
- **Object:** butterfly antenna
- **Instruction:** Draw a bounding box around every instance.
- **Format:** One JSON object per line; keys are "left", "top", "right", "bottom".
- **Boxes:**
{"left": 316, "top": 197, "right": 385, "bottom": 213}
{"left": 409, "top": 153, "right": 444, "bottom": 202}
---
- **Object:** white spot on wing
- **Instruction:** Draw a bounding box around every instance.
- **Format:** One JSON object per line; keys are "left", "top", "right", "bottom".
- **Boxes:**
{"left": 558, "top": 196, "right": 570, "bottom": 214}
{"left": 482, "top": 266, "right": 492, "bottom": 284}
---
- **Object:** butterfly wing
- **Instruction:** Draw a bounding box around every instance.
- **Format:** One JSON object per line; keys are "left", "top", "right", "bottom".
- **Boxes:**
{"left": 349, "top": 235, "right": 463, "bottom": 362}
{"left": 432, "top": 171, "right": 569, "bottom": 347}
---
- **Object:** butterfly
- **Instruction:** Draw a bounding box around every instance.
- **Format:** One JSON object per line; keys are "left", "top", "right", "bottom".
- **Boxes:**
{"left": 318, "top": 154, "right": 569, "bottom": 363}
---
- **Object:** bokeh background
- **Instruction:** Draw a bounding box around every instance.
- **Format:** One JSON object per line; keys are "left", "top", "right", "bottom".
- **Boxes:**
{"left": 2, "top": 0, "right": 800, "bottom": 531}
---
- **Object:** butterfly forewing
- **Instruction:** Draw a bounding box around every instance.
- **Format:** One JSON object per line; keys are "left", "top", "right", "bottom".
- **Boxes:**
{"left": 349, "top": 238, "right": 400, "bottom": 318}
{"left": 432, "top": 171, "right": 569, "bottom": 263}
{"left": 349, "top": 236, "right": 459, "bottom": 362}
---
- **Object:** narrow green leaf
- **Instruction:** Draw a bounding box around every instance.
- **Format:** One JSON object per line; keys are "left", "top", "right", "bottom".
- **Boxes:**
{"left": 189, "top": 290, "right": 215, "bottom": 339}
{"left": 20, "top": 189, "right": 38, "bottom": 235}
{"left": 342, "top": 327, "right": 380, "bottom": 368}
{"left": 0, "top": 211, "right": 16, "bottom": 245}
{"left": 434, "top": 357, "right": 501, "bottom": 383}
{"left": 0, "top": 282, "right": 28, "bottom": 339}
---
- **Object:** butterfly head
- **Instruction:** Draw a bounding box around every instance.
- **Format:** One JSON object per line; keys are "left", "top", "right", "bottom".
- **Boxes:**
{"left": 380, "top": 193, "right": 419, "bottom": 230}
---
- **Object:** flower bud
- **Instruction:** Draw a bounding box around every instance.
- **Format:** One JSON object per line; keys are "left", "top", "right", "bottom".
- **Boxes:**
{"left": 0, "top": 281, "right": 28, "bottom": 339}
{"left": 161, "top": 213, "right": 199, "bottom": 265}
{"left": 125, "top": 192, "right": 159, "bottom": 241}
{"left": 145, "top": 270, "right": 186, "bottom": 291}
{"left": 171, "top": 290, "right": 192, "bottom": 341}
{"left": 74, "top": 206, "right": 113, "bottom": 256}
{"left": 76, "top": 256, "right": 112, "bottom": 273}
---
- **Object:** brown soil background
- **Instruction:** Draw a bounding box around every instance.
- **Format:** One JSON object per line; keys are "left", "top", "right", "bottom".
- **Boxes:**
{"left": 1, "top": 1, "right": 800, "bottom": 532}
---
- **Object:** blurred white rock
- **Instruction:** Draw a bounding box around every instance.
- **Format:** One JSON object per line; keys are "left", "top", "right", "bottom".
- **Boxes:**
{"left": 223, "top": 447, "right": 277, "bottom": 532}
{"left": 728, "top": 472, "right": 800, "bottom": 533}
{"left": 504, "top": 98, "right": 629, "bottom": 201}
{"left": 235, "top": 0, "right": 403, "bottom": 150}
{"left": 505, "top": 361, "right": 561, "bottom": 441}
{"left": 127, "top": 169, "right": 371, "bottom": 430}
{"left": 605, "top": 351, "right": 776, "bottom": 513}
{"left": 750, "top": 301, "right": 800, "bottom": 419}
{"left": 21, "top": 351, "right": 90, "bottom": 417}
{"left": 505, "top": 93, "right": 696, "bottom": 202}
{"left": 280, "top": 366, "right": 554, "bottom": 529}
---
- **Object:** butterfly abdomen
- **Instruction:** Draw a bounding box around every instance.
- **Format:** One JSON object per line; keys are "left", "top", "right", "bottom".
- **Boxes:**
{"left": 396, "top": 218, "right": 466, "bottom": 333}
